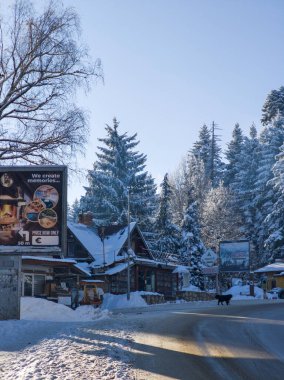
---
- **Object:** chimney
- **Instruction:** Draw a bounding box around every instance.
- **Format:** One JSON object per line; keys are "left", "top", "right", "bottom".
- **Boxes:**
{"left": 78, "top": 212, "right": 83, "bottom": 224}
{"left": 79, "top": 211, "right": 93, "bottom": 226}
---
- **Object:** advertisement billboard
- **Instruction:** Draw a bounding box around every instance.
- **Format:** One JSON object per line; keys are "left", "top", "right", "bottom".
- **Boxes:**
{"left": 0, "top": 166, "right": 67, "bottom": 254}
{"left": 219, "top": 240, "right": 250, "bottom": 272}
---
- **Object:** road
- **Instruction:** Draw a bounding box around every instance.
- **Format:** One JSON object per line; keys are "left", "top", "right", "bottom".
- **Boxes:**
{"left": 129, "top": 301, "right": 284, "bottom": 380}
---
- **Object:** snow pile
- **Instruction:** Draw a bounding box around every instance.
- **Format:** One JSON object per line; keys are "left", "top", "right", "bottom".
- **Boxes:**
{"left": 182, "top": 284, "right": 201, "bottom": 292}
{"left": 224, "top": 285, "right": 264, "bottom": 299}
{"left": 21, "top": 297, "right": 108, "bottom": 321}
{"left": 20, "top": 292, "right": 149, "bottom": 321}
{"left": 101, "top": 291, "right": 147, "bottom": 310}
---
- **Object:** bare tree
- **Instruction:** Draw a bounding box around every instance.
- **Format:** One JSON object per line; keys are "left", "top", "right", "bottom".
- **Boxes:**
{"left": 0, "top": 0, "right": 102, "bottom": 166}
{"left": 200, "top": 182, "right": 244, "bottom": 249}
{"left": 169, "top": 156, "right": 188, "bottom": 225}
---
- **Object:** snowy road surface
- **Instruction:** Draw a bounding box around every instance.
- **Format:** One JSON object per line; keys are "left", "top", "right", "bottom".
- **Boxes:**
{"left": 0, "top": 299, "right": 283, "bottom": 379}
{"left": 131, "top": 301, "right": 284, "bottom": 380}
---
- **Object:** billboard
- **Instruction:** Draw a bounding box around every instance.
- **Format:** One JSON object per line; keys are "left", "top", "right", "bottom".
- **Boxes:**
{"left": 219, "top": 240, "right": 250, "bottom": 272}
{"left": 0, "top": 166, "right": 67, "bottom": 254}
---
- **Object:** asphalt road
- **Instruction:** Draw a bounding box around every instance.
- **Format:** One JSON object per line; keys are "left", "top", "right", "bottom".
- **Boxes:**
{"left": 130, "top": 301, "right": 284, "bottom": 380}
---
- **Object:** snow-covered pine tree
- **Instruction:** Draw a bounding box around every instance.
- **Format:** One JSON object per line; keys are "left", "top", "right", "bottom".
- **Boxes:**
{"left": 264, "top": 143, "right": 284, "bottom": 260}
{"left": 192, "top": 124, "right": 212, "bottom": 180}
{"left": 68, "top": 198, "right": 81, "bottom": 222}
{"left": 224, "top": 123, "right": 244, "bottom": 187}
{"left": 254, "top": 115, "right": 284, "bottom": 262}
{"left": 80, "top": 118, "right": 157, "bottom": 227}
{"left": 230, "top": 125, "right": 261, "bottom": 266}
{"left": 179, "top": 188, "right": 205, "bottom": 289}
{"left": 191, "top": 123, "right": 223, "bottom": 187}
{"left": 154, "top": 174, "right": 180, "bottom": 260}
{"left": 186, "top": 153, "right": 210, "bottom": 206}
{"left": 261, "top": 86, "right": 284, "bottom": 125}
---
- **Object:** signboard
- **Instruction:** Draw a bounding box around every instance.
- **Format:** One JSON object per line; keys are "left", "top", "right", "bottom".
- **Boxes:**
{"left": 201, "top": 249, "right": 217, "bottom": 267}
{"left": 219, "top": 240, "right": 250, "bottom": 272}
{"left": 0, "top": 166, "right": 67, "bottom": 254}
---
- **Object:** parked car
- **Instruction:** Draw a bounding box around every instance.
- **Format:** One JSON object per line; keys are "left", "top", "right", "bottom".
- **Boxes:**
{"left": 267, "top": 287, "right": 284, "bottom": 299}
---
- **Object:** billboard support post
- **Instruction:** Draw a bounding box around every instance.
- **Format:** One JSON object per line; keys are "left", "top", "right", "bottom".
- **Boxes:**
{"left": 249, "top": 243, "right": 255, "bottom": 297}
{"left": 216, "top": 244, "right": 220, "bottom": 294}
{"left": 249, "top": 270, "right": 255, "bottom": 297}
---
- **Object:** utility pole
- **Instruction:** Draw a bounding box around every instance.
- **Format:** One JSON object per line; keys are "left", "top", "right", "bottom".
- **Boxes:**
{"left": 127, "top": 188, "right": 131, "bottom": 300}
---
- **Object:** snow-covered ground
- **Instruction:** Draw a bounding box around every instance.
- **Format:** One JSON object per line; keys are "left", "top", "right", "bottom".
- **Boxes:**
{"left": 0, "top": 286, "right": 279, "bottom": 380}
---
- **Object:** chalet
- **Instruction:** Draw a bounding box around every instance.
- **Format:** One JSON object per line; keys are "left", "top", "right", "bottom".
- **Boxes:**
{"left": 21, "top": 255, "right": 90, "bottom": 305}
{"left": 67, "top": 219, "right": 178, "bottom": 300}
{"left": 254, "top": 259, "right": 284, "bottom": 290}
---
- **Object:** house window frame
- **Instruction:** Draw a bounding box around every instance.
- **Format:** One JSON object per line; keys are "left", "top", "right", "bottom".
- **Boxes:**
{"left": 22, "top": 273, "right": 46, "bottom": 297}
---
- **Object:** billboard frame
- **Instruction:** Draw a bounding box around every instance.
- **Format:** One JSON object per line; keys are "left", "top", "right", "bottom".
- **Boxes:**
{"left": 0, "top": 165, "right": 67, "bottom": 255}
{"left": 219, "top": 239, "right": 250, "bottom": 273}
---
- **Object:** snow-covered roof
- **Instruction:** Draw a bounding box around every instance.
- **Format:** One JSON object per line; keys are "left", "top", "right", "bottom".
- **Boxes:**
{"left": 255, "top": 262, "right": 284, "bottom": 273}
{"left": 134, "top": 257, "right": 177, "bottom": 269}
{"left": 103, "top": 262, "right": 131, "bottom": 275}
{"left": 172, "top": 265, "right": 189, "bottom": 274}
{"left": 22, "top": 256, "right": 77, "bottom": 264}
{"left": 68, "top": 221, "right": 136, "bottom": 267}
{"left": 274, "top": 271, "right": 284, "bottom": 276}
{"left": 73, "top": 262, "right": 92, "bottom": 277}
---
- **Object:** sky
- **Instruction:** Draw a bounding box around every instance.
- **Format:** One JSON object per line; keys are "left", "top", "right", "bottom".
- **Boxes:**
{"left": 4, "top": 1, "right": 284, "bottom": 203}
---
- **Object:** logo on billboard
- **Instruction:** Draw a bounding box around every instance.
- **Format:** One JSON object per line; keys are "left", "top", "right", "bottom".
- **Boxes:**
{"left": 0, "top": 167, "right": 66, "bottom": 252}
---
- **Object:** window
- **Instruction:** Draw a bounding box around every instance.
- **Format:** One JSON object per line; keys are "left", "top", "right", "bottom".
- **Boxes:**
{"left": 67, "top": 242, "right": 75, "bottom": 257}
{"left": 22, "top": 274, "right": 46, "bottom": 297}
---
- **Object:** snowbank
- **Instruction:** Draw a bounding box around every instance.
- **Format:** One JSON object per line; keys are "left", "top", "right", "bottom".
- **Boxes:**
{"left": 21, "top": 297, "right": 109, "bottom": 322}
{"left": 20, "top": 286, "right": 268, "bottom": 323}
{"left": 101, "top": 291, "right": 147, "bottom": 310}
{"left": 182, "top": 284, "right": 201, "bottom": 292}
{"left": 224, "top": 285, "right": 264, "bottom": 299}
{"left": 20, "top": 292, "right": 149, "bottom": 321}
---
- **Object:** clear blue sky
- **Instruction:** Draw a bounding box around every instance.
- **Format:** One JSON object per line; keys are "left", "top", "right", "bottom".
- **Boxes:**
{"left": 46, "top": 1, "right": 284, "bottom": 202}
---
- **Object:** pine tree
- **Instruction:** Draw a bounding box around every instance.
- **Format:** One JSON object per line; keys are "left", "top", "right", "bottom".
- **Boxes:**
{"left": 254, "top": 115, "right": 284, "bottom": 262}
{"left": 68, "top": 198, "right": 81, "bottom": 222}
{"left": 179, "top": 188, "right": 205, "bottom": 289}
{"left": 80, "top": 118, "right": 157, "bottom": 227}
{"left": 154, "top": 174, "right": 180, "bottom": 259}
{"left": 192, "top": 124, "right": 212, "bottom": 179}
{"left": 231, "top": 125, "right": 261, "bottom": 266}
{"left": 187, "top": 153, "right": 210, "bottom": 206}
{"left": 261, "top": 86, "right": 284, "bottom": 125}
{"left": 191, "top": 123, "right": 223, "bottom": 187}
{"left": 224, "top": 123, "right": 244, "bottom": 186}
{"left": 264, "top": 143, "right": 284, "bottom": 260}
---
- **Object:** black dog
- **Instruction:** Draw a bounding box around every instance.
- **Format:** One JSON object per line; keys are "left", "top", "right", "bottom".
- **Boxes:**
{"left": 215, "top": 294, "right": 232, "bottom": 305}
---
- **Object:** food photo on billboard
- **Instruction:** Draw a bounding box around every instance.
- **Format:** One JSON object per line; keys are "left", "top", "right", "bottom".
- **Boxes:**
{"left": 0, "top": 166, "right": 67, "bottom": 253}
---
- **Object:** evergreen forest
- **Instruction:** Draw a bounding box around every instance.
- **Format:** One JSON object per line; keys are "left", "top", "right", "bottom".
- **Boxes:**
{"left": 70, "top": 86, "right": 284, "bottom": 282}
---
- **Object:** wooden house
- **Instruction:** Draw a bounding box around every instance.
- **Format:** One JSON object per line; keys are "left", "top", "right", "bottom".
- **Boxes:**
{"left": 21, "top": 255, "right": 89, "bottom": 306}
{"left": 67, "top": 220, "right": 178, "bottom": 300}
{"left": 254, "top": 260, "right": 284, "bottom": 290}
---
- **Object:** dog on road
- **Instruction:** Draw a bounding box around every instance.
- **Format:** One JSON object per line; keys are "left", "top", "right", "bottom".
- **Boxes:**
{"left": 215, "top": 294, "right": 233, "bottom": 305}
